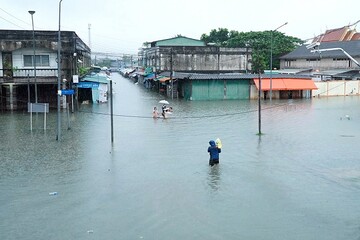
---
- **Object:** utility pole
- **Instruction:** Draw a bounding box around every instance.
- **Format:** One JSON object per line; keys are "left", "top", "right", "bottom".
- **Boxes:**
{"left": 57, "top": 0, "right": 63, "bottom": 141}
{"left": 170, "top": 48, "right": 173, "bottom": 99}
{"left": 28, "top": 10, "right": 37, "bottom": 103}
{"left": 110, "top": 79, "right": 114, "bottom": 143}
{"left": 88, "top": 23, "right": 91, "bottom": 50}
{"left": 258, "top": 71, "right": 262, "bottom": 135}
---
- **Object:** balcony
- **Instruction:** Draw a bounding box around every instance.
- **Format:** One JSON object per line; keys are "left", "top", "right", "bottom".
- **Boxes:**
{"left": 0, "top": 68, "right": 58, "bottom": 84}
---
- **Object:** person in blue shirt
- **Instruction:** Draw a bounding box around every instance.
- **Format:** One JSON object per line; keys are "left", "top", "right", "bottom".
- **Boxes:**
{"left": 208, "top": 140, "right": 221, "bottom": 166}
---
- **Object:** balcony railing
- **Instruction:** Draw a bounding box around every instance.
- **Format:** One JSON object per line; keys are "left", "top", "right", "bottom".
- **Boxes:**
{"left": 0, "top": 68, "right": 58, "bottom": 83}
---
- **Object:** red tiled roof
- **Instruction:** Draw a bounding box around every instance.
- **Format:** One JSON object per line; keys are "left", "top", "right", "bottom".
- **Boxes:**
{"left": 321, "top": 27, "right": 348, "bottom": 42}
{"left": 351, "top": 33, "right": 360, "bottom": 40}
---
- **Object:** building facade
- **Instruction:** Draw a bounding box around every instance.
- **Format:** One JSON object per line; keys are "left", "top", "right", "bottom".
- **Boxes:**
{"left": 280, "top": 39, "right": 360, "bottom": 81}
{"left": 0, "top": 30, "right": 91, "bottom": 111}
{"left": 158, "top": 72, "right": 317, "bottom": 100}
{"left": 138, "top": 36, "right": 252, "bottom": 74}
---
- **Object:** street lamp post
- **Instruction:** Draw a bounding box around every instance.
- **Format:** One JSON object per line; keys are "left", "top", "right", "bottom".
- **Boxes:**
{"left": 28, "top": 10, "right": 37, "bottom": 103}
{"left": 270, "top": 22, "right": 288, "bottom": 101}
{"left": 57, "top": 0, "right": 63, "bottom": 141}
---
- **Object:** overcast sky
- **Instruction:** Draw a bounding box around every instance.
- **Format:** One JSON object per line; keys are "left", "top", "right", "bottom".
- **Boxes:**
{"left": 1, "top": 0, "right": 359, "bottom": 55}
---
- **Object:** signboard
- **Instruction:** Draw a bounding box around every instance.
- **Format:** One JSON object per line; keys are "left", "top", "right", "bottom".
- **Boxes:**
{"left": 73, "top": 75, "right": 79, "bottom": 84}
{"left": 28, "top": 103, "right": 49, "bottom": 113}
{"left": 61, "top": 89, "right": 75, "bottom": 95}
{"left": 77, "top": 82, "right": 99, "bottom": 89}
{"left": 28, "top": 103, "right": 49, "bottom": 131}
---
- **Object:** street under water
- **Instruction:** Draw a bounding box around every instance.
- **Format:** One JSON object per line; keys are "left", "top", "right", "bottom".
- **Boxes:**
{"left": 1, "top": 73, "right": 360, "bottom": 240}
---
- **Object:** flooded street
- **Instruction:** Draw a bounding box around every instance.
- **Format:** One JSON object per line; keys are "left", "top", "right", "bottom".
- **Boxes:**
{"left": 1, "top": 73, "right": 360, "bottom": 240}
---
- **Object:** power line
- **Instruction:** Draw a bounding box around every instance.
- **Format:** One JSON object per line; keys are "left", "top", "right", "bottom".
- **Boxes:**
{"left": 0, "top": 15, "right": 26, "bottom": 29}
{"left": 78, "top": 103, "right": 289, "bottom": 120}
{"left": 0, "top": 7, "right": 30, "bottom": 27}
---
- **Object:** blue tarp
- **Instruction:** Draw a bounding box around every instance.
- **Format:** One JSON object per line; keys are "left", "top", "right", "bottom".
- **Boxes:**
{"left": 144, "top": 73, "right": 155, "bottom": 80}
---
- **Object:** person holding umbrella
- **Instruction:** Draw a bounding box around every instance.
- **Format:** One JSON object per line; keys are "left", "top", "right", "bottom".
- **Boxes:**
{"left": 159, "top": 100, "right": 170, "bottom": 119}
{"left": 162, "top": 104, "right": 167, "bottom": 119}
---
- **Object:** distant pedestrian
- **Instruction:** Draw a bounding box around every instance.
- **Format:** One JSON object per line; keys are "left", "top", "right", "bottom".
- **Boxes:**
{"left": 161, "top": 104, "right": 167, "bottom": 119}
{"left": 152, "top": 107, "right": 159, "bottom": 118}
{"left": 208, "top": 140, "right": 221, "bottom": 166}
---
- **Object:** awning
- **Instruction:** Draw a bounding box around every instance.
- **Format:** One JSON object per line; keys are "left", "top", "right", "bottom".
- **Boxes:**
{"left": 154, "top": 76, "right": 171, "bottom": 83}
{"left": 144, "top": 73, "right": 155, "bottom": 80}
{"left": 159, "top": 77, "right": 170, "bottom": 83}
{"left": 253, "top": 78, "right": 318, "bottom": 90}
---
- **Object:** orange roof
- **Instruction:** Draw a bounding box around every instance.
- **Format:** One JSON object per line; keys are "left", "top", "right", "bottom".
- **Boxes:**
{"left": 159, "top": 77, "right": 171, "bottom": 83}
{"left": 253, "top": 78, "right": 318, "bottom": 91}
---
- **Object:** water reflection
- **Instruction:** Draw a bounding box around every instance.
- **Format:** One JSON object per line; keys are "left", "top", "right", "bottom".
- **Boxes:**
{"left": 207, "top": 165, "right": 221, "bottom": 192}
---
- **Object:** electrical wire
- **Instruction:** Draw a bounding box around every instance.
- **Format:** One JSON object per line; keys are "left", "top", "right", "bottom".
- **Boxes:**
{"left": 0, "top": 7, "right": 31, "bottom": 27}
{"left": 77, "top": 103, "right": 289, "bottom": 120}
{"left": 0, "top": 15, "right": 26, "bottom": 30}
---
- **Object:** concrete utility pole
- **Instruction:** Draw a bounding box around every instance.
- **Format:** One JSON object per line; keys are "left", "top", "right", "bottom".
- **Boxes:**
{"left": 88, "top": 23, "right": 91, "bottom": 50}
{"left": 28, "top": 10, "right": 37, "bottom": 103}
{"left": 170, "top": 48, "right": 173, "bottom": 99}
{"left": 258, "top": 72, "right": 262, "bottom": 135}
{"left": 57, "top": 0, "right": 63, "bottom": 141}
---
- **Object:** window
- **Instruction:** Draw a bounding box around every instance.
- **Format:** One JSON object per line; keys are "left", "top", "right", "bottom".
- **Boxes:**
{"left": 285, "top": 59, "right": 296, "bottom": 67}
{"left": 23, "top": 55, "right": 50, "bottom": 67}
{"left": 306, "top": 58, "right": 320, "bottom": 61}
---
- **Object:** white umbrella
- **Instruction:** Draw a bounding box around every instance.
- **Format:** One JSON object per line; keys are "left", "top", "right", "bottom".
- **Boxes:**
{"left": 159, "top": 100, "right": 169, "bottom": 104}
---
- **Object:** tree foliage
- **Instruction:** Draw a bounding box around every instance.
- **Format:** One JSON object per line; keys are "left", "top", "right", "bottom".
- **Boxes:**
{"left": 201, "top": 28, "right": 303, "bottom": 73}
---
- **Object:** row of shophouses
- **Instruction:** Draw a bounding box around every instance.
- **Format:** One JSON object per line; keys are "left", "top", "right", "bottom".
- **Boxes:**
{"left": 135, "top": 26, "right": 360, "bottom": 100}
{"left": 1, "top": 26, "right": 360, "bottom": 110}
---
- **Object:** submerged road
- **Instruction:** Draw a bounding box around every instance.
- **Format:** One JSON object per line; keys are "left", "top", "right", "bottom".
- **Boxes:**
{"left": 1, "top": 73, "right": 360, "bottom": 239}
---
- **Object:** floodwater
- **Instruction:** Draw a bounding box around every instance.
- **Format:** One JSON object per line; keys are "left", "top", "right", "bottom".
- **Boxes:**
{"left": 1, "top": 73, "right": 360, "bottom": 240}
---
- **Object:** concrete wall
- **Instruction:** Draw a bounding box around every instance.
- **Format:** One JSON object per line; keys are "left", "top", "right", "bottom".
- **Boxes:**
{"left": 281, "top": 57, "right": 360, "bottom": 70}
{"left": 142, "top": 46, "right": 251, "bottom": 73}
{"left": 313, "top": 80, "right": 360, "bottom": 97}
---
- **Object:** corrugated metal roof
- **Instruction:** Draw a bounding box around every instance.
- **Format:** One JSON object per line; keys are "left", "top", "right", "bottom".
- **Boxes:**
{"left": 81, "top": 73, "right": 110, "bottom": 84}
{"left": 313, "top": 69, "right": 355, "bottom": 76}
{"left": 159, "top": 71, "right": 311, "bottom": 80}
{"left": 151, "top": 36, "right": 206, "bottom": 47}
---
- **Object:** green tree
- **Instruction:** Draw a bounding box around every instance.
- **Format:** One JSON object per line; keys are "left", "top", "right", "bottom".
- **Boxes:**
{"left": 200, "top": 28, "right": 230, "bottom": 46}
{"left": 201, "top": 29, "right": 303, "bottom": 72}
